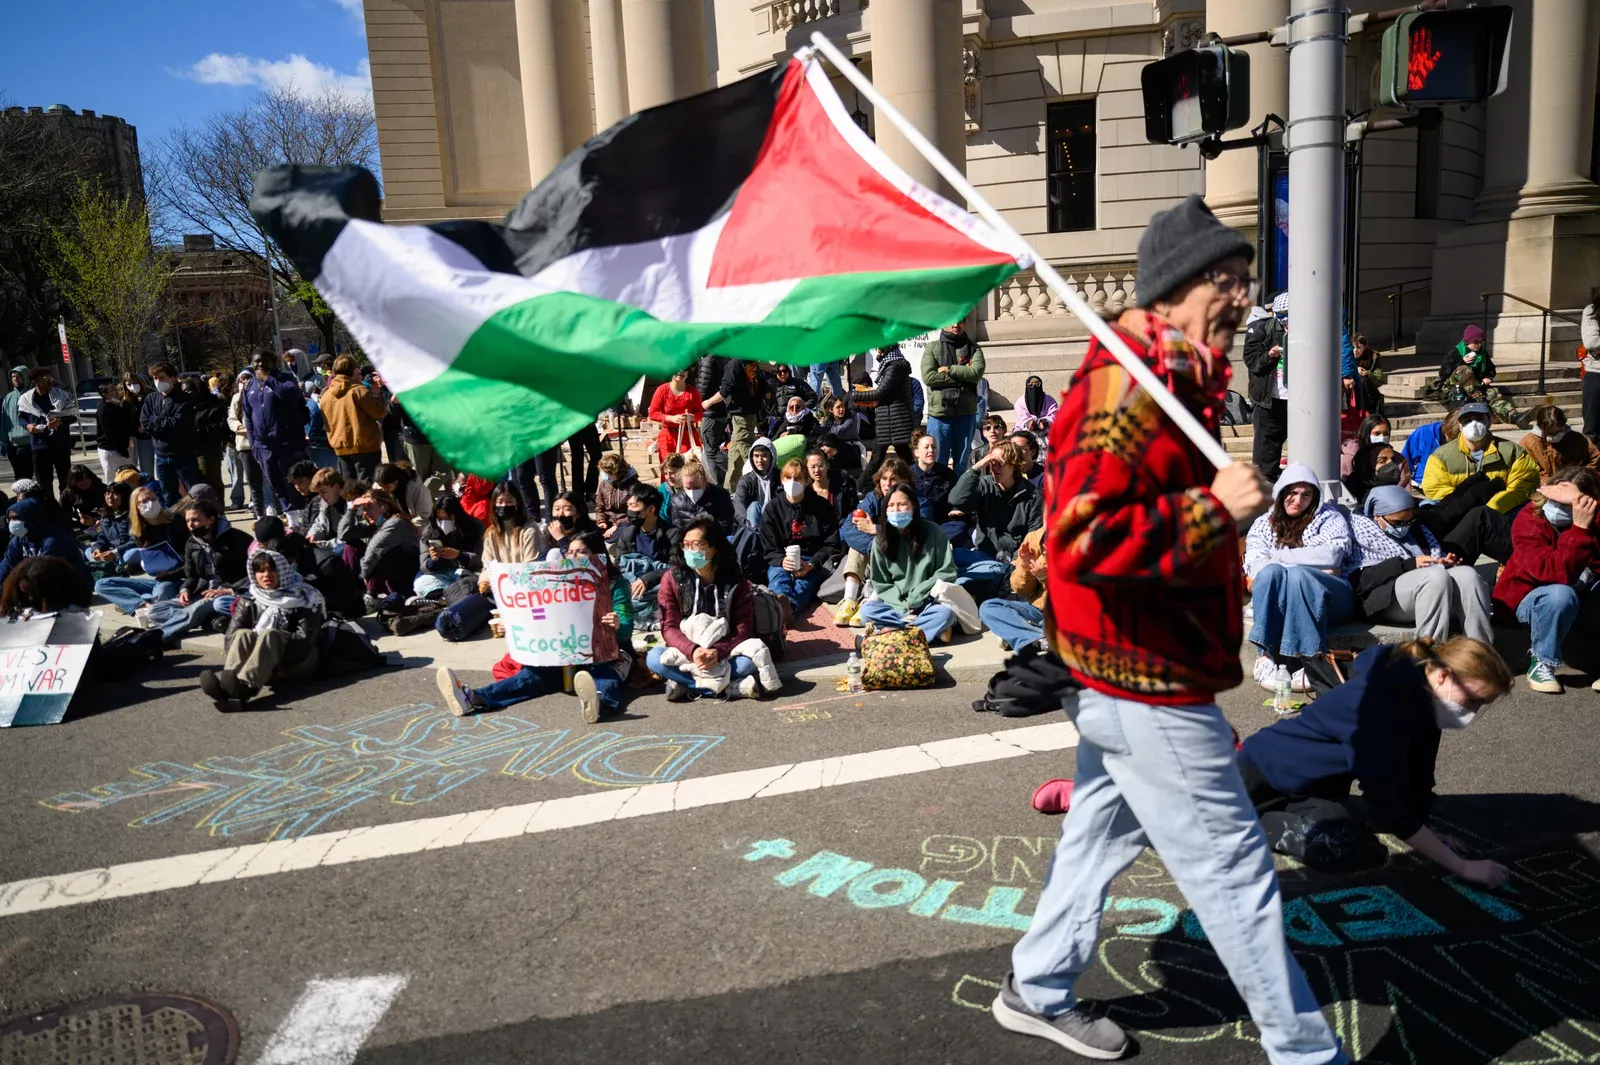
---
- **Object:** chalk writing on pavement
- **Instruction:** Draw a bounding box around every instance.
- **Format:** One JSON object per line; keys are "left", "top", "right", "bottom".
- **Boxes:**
{"left": 42, "top": 703, "right": 725, "bottom": 840}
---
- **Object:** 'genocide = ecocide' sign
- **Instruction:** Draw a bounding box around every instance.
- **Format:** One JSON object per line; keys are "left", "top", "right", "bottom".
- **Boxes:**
{"left": 487, "top": 559, "right": 618, "bottom": 667}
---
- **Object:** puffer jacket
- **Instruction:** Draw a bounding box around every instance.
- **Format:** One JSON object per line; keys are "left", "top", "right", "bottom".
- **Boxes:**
{"left": 1420, "top": 434, "right": 1540, "bottom": 514}
{"left": 320, "top": 374, "right": 388, "bottom": 455}
{"left": 852, "top": 353, "right": 916, "bottom": 446}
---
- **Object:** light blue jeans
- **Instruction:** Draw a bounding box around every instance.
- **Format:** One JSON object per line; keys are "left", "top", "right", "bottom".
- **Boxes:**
{"left": 978, "top": 598, "right": 1045, "bottom": 650}
{"left": 858, "top": 597, "right": 956, "bottom": 642}
{"left": 928, "top": 412, "right": 977, "bottom": 469}
{"left": 1516, "top": 583, "right": 1582, "bottom": 668}
{"left": 952, "top": 547, "right": 1009, "bottom": 602}
{"left": 1013, "top": 690, "right": 1347, "bottom": 1065}
{"left": 1248, "top": 564, "right": 1356, "bottom": 659}
{"left": 415, "top": 567, "right": 471, "bottom": 599}
{"left": 645, "top": 646, "right": 756, "bottom": 695}
{"left": 146, "top": 593, "right": 237, "bottom": 643}
{"left": 808, "top": 362, "right": 844, "bottom": 400}
{"left": 767, "top": 561, "right": 820, "bottom": 610}
{"left": 94, "top": 575, "right": 181, "bottom": 615}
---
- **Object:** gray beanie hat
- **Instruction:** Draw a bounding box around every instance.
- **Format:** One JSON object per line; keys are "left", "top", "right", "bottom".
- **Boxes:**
{"left": 1136, "top": 195, "right": 1255, "bottom": 308}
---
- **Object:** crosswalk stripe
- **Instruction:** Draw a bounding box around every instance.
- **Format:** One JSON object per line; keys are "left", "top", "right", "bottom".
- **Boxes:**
{"left": 257, "top": 975, "right": 409, "bottom": 1065}
{"left": 0, "top": 720, "right": 1077, "bottom": 919}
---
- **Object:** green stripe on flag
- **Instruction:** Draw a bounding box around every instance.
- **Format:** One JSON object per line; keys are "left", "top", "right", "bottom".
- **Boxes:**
{"left": 399, "top": 261, "right": 1016, "bottom": 475}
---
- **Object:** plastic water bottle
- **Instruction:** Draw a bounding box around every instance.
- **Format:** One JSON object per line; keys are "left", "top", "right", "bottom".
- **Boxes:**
{"left": 845, "top": 651, "right": 863, "bottom": 693}
{"left": 1272, "top": 664, "right": 1293, "bottom": 714}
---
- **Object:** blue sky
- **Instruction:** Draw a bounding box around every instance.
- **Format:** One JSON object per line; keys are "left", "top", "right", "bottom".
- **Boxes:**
{"left": 0, "top": 0, "right": 371, "bottom": 149}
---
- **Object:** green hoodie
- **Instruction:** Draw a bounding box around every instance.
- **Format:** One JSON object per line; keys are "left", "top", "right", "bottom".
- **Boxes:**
{"left": 868, "top": 519, "right": 956, "bottom": 613}
{"left": 1, "top": 366, "right": 30, "bottom": 447}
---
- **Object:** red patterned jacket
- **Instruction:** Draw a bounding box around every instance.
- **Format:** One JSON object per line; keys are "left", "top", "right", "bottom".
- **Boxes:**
{"left": 1044, "top": 309, "right": 1243, "bottom": 705}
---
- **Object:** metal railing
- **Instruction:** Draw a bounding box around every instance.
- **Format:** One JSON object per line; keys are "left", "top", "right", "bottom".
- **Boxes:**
{"left": 1479, "top": 291, "right": 1583, "bottom": 395}
{"left": 1356, "top": 275, "right": 1432, "bottom": 352}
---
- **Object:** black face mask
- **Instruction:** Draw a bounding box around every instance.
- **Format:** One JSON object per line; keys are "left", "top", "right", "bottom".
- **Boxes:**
{"left": 494, "top": 505, "right": 519, "bottom": 522}
{"left": 1025, "top": 380, "right": 1045, "bottom": 415}
{"left": 1371, "top": 463, "right": 1403, "bottom": 487}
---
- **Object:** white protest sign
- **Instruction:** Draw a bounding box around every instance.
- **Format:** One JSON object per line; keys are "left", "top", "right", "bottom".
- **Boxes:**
{"left": 486, "top": 559, "right": 618, "bottom": 667}
{"left": 0, "top": 610, "right": 100, "bottom": 727}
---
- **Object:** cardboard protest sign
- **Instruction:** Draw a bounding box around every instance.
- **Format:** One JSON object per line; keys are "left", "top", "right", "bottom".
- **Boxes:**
{"left": 486, "top": 559, "right": 619, "bottom": 667}
{"left": 0, "top": 609, "right": 99, "bottom": 727}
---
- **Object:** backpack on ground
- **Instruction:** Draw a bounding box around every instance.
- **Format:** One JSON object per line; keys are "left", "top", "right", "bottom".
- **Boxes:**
{"left": 972, "top": 640, "right": 1081, "bottom": 717}
{"left": 87, "top": 627, "right": 163, "bottom": 680}
{"left": 1259, "top": 797, "right": 1389, "bottom": 873}
{"left": 318, "top": 616, "right": 388, "bottom": 676}
{"left": 748, "top": 584, "right": 787, "bottom": 659}
{"left": 729, "top": 525, "right": 766, "bottom": 585}
{"left": 860, "top": 625, "right": 935, "bottom": 690}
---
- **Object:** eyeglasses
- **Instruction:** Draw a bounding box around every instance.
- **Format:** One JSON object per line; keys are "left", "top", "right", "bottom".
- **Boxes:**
{"left": 1204, "top": 270, "right": 1259, "bottom": 305}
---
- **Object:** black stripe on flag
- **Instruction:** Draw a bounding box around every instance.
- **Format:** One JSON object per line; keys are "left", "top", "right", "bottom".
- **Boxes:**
{"left": 250, "top": 165, "right": 382, "bottom": 283}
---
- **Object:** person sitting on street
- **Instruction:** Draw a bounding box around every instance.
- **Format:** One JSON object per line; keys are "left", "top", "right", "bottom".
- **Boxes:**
{"left": 437, "top": 530, "right": 634, "bottom": 723}
{"left": 814, "top": 395, "right": 865, "bottom": 454}
{"left": 668, "top": 457, "right": 737, "bottom": 539}
{"left": 431, "top": 483, "right": 547, "bottom": 643}
{"left": 910, "top": 432, "right": 958, "bottom": 536}
{"left": 834, "top": 458, "right": 913, "bottom": 626}
{"left": 731, "top": 438, "right": 779, "bottom": 529}
{"left": 646, "top": 516, "right": 773, "bottom": 701}
{"left": 1421, "top": 400, "right": 1539, "bottom": 517}
{"left": 252, "top": 515, "right": 365, "bottom": 620}
{"left": 1, "top": 496, "right": 91, "bottom": 591}
{"left": 59, "top": 464, "right": 106, "bottom": 530}
{"left": 1238, "top": 636, "right": 1511, "bottom": 882}
{"left": 1520, "top": 403, "right": 1600, "bottom": 481}
{"left": 593, "top": 452, "right": 640, "bottom": 537}
{"left": 1351, "top": 485, "right": 1493, "bottom": 644}
{"left": 805, "top": 447, "right": 859, "bottom": 525}
{"left": 304, "top": 467, "right": 354, "bottom": 547}
{"left": 948, "top": 440, "right": 1042, "bottom": 598}
{"left": 978, "top": 525, "right": 1049, "bottom": 653}
{"left": 545, "top": 490, "right": 596, "bottom": 555}
{"left": 772, "top": 393, "right": 818, "bottom": 442}
{"left": 1245, "top": 463, "right": 1357, "bottom": 685}
{"left": 134, "top": 499, "right": 253, "bottom": 644}
{"left": 759, "top": 458, "right": 842, "bottom": 616}
{"left": 1492, "top": 466, "right": 1600, "bottom": 694}
{"left": 415, "top": 493, "right": 484, "bottom": 598}
{"left": 613, "top": 483, "right": 672, "bottom": 626}
{"left": 971, "top": 414, "right": 1007, "bottom": 469}
{"left": 1, "top": 554, "right": 92, "bottom": 617}
{"left": 200, "top": 549, "right": 327, "bottom": 711}
{"left": 767, "top": 363, "right": 816, "bottom": 414}
{"left": 87, "top": 482, "right": 136, "bottom": 571}
{"left": 375, "top": 462, "right": 432, "bottom": 523}
{"left": 813, "top": 429, "right": 861, "bottom": 480}
{"left": 93, "top": 485, "right": 186, "bottom": 616}
{"left": 657, "top": 452, "right": 686, "bottom": 520}
{"left": 1010, "top": 429, "right": 1046, "bottom": 488}
{"left": 860, "top": 483, "right": 958, "bottom": 643}
{"left": 349, "top": 487, "right": 421, "bottom": 611}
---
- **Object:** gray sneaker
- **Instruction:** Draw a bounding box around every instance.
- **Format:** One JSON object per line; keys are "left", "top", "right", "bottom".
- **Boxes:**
{"left": 991, "top": 972, "right": 1127, "bottom": 1060}
{"left": 573, "top": 669, "right": 601, "bottom": 724}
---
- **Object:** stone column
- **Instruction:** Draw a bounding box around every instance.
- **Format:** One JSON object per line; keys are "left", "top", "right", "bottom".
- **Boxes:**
{"left": 621, "top": 0, "right": 707, "bottom": 112}
{"left": 1514, "top": 0, "right": 1600, "bottom": 216}
{"left": 591, "top": 0, "right": 630, "bottom": 130}
{"left": 514, "top": 0, "right": 590, "bottom": 180}
{"left": 870, "top": 0, "right": 966, "bottom": 203}
{"left": 1202, "top": 0, "right": 1289, "bottom": 229}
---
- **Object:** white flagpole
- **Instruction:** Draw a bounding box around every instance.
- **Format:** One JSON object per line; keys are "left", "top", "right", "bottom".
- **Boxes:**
{"left": 805, "top": 33, "right": 1235, "bottom": 471}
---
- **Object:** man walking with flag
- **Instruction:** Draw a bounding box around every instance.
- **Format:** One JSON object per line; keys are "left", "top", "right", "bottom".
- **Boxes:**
{"left": 992, "top": 196, "right": 1348, "bottom": 1065}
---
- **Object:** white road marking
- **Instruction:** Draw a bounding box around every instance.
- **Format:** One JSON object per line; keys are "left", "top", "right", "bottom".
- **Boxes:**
{"left": 257, "top": 974, "right": 409, "bottom": 1065}
{"left": 0, "top": 720, "right": 1078, "bottom": 919}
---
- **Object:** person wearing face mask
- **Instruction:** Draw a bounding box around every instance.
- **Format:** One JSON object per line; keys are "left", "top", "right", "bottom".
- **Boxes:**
{"left": 121, "top": 372, "right": 157, "bottom": 481}
{"left": 1344, "top": 440, "right": 1413, "bottom": 508}
{"left": 647, "top": 516, "right": 769, "bottom": 701}
{"left": 1340, "top": 414, "right": 1390, "bottom": 480}
{"left": 611, "top": 483, "right": 671, "bottom": 624}
{"left": 921, "top": 321, "right": 986, "bottom": 469}
{"left": 1519, "top": 403, "right": 1600, "bottom": 480}
{"left": 93, "top": 486, "right": 186, "bottom": 615}
{"left": 731, "top": 439, "right": 779, "bottom": 529}
{"left": 2, "top": 366, "right": 35, "bottom": 482}
{"left": 429, "top": 485, "right": 547, "bottom": 643}
{"left": 1012, "top": 375, "right": 1057, "bottom": 434}
{"left": 1422, "top": 401, "right": 1540, "bottom": 516}
{"left": 544, "top": 490, "right": 597, "bottom": 556}
{"left": 140, "top": 362, "right": 201, "bottom": 506}
{"left": 859, "top": 482, "right": 958, "bottom": 643}
{"left": 1351, "top": 485, "right": 1493, "bottom": 644}
{"left": 1492, "top": 466, "right": 1600, "bottom": 694}
{"left": 0, "top": 497, "right": 91, "bottom": 590}
{"left": 758, "top": 459, "right": 841, "bottom": 615}
{"left": 668, "top": 458, "right": 736, "bottom": 539}
{"left": 414, "top": 494, "right": 484, "bottom": 598}
{"left": 1238, "top": 637, "right": 1511, "bottom": 882}
{"left": 139, "top": 499, "right": 253, "bottom": 645}
{"left": 834, "top": 458, "right": 913, "bottom": 626}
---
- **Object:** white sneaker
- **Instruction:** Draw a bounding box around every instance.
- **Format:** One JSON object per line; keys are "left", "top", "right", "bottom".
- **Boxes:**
{"left": 132, "top": 604, "right": 157, "bottom": 630}
{"left": 573, "top": 669, "right": 601, "bottom": 724}
{"left": 736, "top": 675, "right": 761, "bottom": 700}
{"left": 665, "top": 679, "right": 690, "bottom": 702}
{"left": 435, "top": 666, "right": 472, "bottom": 716}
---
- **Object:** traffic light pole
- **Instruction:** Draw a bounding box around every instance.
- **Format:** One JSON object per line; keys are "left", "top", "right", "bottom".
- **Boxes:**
{"left": 1284, "top": 0, "right": 1349, "bottom": 493}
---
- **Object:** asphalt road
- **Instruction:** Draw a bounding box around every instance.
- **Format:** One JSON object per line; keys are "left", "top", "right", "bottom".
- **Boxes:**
{"left": 4, "top": 636, "right": 1600, "bottom": 1065}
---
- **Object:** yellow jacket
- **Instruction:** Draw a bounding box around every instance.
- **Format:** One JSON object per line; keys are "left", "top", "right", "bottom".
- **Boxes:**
{"left": 1421, "top": 433, "right": 1540, "bottom": 513}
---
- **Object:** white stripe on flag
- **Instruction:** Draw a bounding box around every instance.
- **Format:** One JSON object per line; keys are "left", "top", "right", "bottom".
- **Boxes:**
{"left": 257, "top": 974, "right": 409, "bottom": 1065}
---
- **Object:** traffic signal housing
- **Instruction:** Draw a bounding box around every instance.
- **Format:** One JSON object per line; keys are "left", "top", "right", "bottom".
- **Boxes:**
{"left": 1379, "top": 6, "right": 1513, "bottom": 108}
{"left": 1141, "top": 43, "right": 1251, "bottom": 146}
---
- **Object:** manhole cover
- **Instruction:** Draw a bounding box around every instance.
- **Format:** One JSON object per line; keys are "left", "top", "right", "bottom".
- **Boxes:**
{"left": 0, "top": 993, "right": 237, "bottom": 1065}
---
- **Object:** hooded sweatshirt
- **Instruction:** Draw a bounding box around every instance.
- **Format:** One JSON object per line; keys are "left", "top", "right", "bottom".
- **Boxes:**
{"left": 0, "top": 498, "right": 91, "bottom": 586}
{"left": 320, "top": 373, "right": 388, "bottom": 455}
{"left": 732, "top": 438, "right": 779, "bottom": 525}
{"left": 1, "top": 368, "right": 30, "bottom": 448}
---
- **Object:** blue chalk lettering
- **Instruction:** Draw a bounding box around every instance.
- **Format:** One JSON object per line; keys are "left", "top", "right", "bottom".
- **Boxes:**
{"left": 743, "top": 839, "right": 797, "bottom": 862}
{"left": 1111, "top": 897, "right": 1180, "bottom": 936}
{"left": 942, "top": 886, "right": 1033, "bottom": 931}
{"left": 572, "top": 734, "right": 727, "bottom": 786}
{"left": 1181, "top": 909, "right": 1207, "bottom": 941}
{"left": 1443, "top": 876, "right": 1523, "bottom": 922}
{"left": 1309, "top": 886, "right": 1445, "bottom": 942}
{"left": 1280, "top": 897, "right": 1342, "bottom": 946}
{"left": 847, "top": 868, "right": 927, "bottom": 909}
{"left": 908, "top": 879, "right": 962, "bottom": 917}
{"left": 775, "top": 851, "right": 874, "bottom": 897}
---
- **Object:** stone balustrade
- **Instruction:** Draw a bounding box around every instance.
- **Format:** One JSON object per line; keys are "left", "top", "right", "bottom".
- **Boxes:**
{"left": 764, "top": 0, "right": 867, "bottom": 34}
{"left": 991, "top": 264, "right": 1138, "bottom": 324}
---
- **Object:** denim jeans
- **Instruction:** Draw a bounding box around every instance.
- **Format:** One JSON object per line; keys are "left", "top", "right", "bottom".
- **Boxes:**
{"left": 1248, "top": 563, "right": 1356, "bottom": 659}
{"left": 415, "top": 567, "right": 470, "bottom": 599}
{"left": 308, "top": 445, "right": 341, "bottom": 472}
{"left": 859, "top": 597, "right": 955, "bottom": 642}
{"left": 745, "top": 501, "right": 764, "bottom": 529}
{"left": 978, "top": 599, "right": 1045, "bottom": 650}
{"left": 471, "top": 663, "right": 620, "bottom": 712}
{"left": 153, "top": 453, "right": 202, "bottom": 505}
{"left": 1012, "top": 690, "right": 1347, "bottom": 1065}
{"left": 132, "top": 437, "right": 156, "bottom": 481}
{"left": 151, "top": 593, "right": 237, "bottom": 643}
{"left": 807, "top": 362, "right": 844, "bottom": 400}
{"left": 952, "top": 547, "right": 1009, "bottom": 602}
{"left": 94, "top": 575, "right": 181, "bottom": 615}
{"left": 338, "top": 451, "right": 381, "bottom": 484}
{"left": 224, "top": 446, "right": 247, "bottom": 508}
{"left": 928, "top": 412, "right": 977, "bottom": 469}
{"left": 645, "top": 647, "right": 756, "bottom": 692}
{"left": 1516, "top": 583, "right": 1582, "bottom": 668}
{"left": 767, "top": 562, "right": 820, "bottom": 610}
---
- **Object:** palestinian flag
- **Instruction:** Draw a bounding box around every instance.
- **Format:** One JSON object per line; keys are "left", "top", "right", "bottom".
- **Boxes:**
{"left": 251, "top": 54, "right": 1026, "bottom": 475}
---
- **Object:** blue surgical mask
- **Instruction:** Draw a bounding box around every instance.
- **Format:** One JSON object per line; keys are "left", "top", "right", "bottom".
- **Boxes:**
{"left": 683, "top": 548, "right": 710, "bottom": 570}
{"left": 887, "top": 510, "right": 914, "bottom": 529}
{"left": 6, "top": 519, "right": 24, "bottom": 539}
{"left": 1381, "top": 519, "right": 1414, "bottom": 541}
{"left": 1544, "top": 501, "right": 1573, "bottom": 527}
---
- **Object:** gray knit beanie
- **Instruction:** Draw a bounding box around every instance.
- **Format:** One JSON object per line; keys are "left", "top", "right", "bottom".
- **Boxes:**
{"left": 1136, "top": 194, "right": 1255, "bottom": 308}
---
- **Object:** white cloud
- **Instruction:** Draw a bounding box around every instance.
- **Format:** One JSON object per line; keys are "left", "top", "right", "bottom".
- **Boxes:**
{"left": 181, "top": 53, "right": 372, "bottom": 102}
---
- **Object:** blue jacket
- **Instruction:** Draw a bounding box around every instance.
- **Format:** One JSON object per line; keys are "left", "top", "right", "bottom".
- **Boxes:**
{"left": 244, "top": 372, "right": 309, "bottom": 450}
{"left": 306, "top": 396, "right": 331, "bottom": 449}
{"left": 1401, "top": 421, "right": 1444, "bottom": 472}
{"left": 93, "top": 511, "right": 134, "bottom": 556}
{"left": 1238, "top": 645, "right": 1439, "bottom": 838}
{"left": 0, "top": 498, "right": 92, "bottom": 586}
{"left": 1340, "top": 324, "right": 1356, "bottom": 380}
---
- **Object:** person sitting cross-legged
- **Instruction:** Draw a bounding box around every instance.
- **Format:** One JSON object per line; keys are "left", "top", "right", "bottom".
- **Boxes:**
{"left": 414, "top": 493, "right": 484, "bottom": 599}
{"left": 731, "top": 438, "right": 779, "bottom": 529}
{"left": 833, "top": 458, "right": 913, "bottom": 626}
{"left": 437, "top": 531, "right": 634, "bottom": 724}
{"left": 199, "top": 549, "right": 326, "bottom": 711}
{"left": 758, "top": 458, "right": 841, "bottom": 616}
{"left": 978, "top": 525, "right": 1049, "bottom": 652}
{"left": 859, "top": 483, "right": 959, "bottom": 644}
{"left": 1350, "top": 485, "right": 1493, "bottom": 644}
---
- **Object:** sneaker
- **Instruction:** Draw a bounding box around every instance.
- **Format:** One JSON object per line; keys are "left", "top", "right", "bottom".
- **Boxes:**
{"left": 1527, "top": 659, "right": 1563, "bottom": 694}
{"left": 991, "top": 972, "right": 1127, "bottom": 1060}
{"left": 198, "top": 669, "right": 228, "bottom": 708}
{"left": 573, "top": 669, "right": 601, "bottom": 724}
{"left": 435, "top": 666, "right": 473, "bottom": 716}
{"left": 833, "top": 599, "right": 859, "bottom": 627}
{"left": 132, "top": 604, "right": 157, "bottom": 630}
{"left": 736, "top": 675, "right": 761, "bottom": 700}
{"left": 665, "top": 679, "right": 691, "bottom": 702}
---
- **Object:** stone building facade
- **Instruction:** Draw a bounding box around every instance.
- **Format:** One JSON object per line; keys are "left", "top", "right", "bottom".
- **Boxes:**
{"left": 363, "top": 0, "right": 1600, "bottom": 401}
{"left": 1, "top": 104, "right": 144, "bottom": 203}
